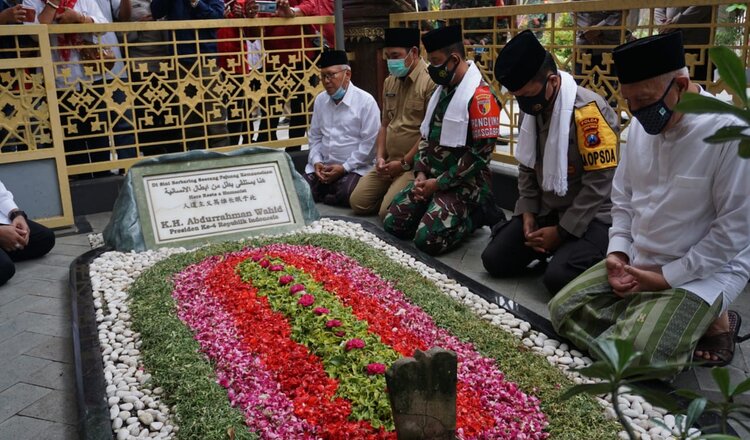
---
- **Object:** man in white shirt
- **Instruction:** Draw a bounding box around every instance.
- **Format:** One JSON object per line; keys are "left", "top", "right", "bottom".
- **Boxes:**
{"left": 0, "top": 180, "right": 55, "bottom": 286}
{"left": 549, "top": 31, "right": 750, "bottom": 369}
{"left": 305, "top": 50, "right": 380, "bottom": 207}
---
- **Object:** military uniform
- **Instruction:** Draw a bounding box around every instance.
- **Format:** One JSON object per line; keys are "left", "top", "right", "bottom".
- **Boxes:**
{"left": 481, "top": 86, "right": 618, "bottom": 293}
{"left": 383, "top": 78, "right": 500, "bottom": 255}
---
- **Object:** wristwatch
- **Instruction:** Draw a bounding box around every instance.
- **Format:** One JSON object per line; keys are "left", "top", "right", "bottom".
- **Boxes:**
{"left": 9, "top": 210, "right": 27, "bottom": 221}
{"left": 400, "top": 159, "right": 412, "bottom": 171}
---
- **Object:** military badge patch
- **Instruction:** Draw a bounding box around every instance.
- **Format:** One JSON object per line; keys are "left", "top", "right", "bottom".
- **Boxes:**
{"left": 575, "top": 101, "right": 618, "bottom": 171}
{"left": 470, "top": 86, "right": 501, "bottom": 140}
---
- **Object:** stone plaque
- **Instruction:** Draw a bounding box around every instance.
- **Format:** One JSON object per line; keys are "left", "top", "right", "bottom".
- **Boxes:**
{"left": 386, "top": 347, "right": 457, "bottom": 440}
{"left": 130, "top": 152, "right": 305, "bottom": 249}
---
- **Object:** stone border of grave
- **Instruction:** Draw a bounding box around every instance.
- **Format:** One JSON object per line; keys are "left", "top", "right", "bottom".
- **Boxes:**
{"left": 71, "top": 246, "right": 115, "bottom": 440}
{"left": 71, "top": 218, "right": 730, "bottom": 439}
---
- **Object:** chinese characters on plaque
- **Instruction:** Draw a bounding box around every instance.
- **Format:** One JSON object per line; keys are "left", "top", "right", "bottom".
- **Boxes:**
{"left": 144, "top": 163, "right": 294, "bottom": 244}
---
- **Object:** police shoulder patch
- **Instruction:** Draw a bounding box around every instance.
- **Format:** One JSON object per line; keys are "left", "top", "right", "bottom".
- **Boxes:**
{"left": 575, "top": 101, "right": 618, "bottom": 171}
{"left": 469, "top": 85, "right": 500, "bottom": 140}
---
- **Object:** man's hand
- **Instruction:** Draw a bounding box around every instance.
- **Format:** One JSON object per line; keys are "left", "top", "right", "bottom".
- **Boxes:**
{"left": 623, "top": 265, "right": 670, "bottom": 292}
{"left": 375, "top": 157, "right": 388, "bottom": 176}
{"left": 0, "top": 5, "right": 26, "bottom": 24}
{"left": 0, "top": 225, "right": 25, "bottom": 252}
{"left": 384, "top": 160, "right": 403, "bottom": 179}
{"left": 525, "top": 226, "right": 560, "bottom": 253}
{"left": 321, "top": 164, "right": 345, "bottom": 184}
{"left": 606, "top": 252, "right": 638, "bottom": 297}
{"left": 313, "top": 162, "right": 326, "bottom": 181}
{"left": 522, "top": 212, "right": 537, "bottom": 238}
{"left": 276, "top": 0, "right": 292, "bottom": 16}
{"left": 58, "top": 7, "right": 84, "bottom": 24}
{"left": 413, "top": 178, "right": 437, "bottom": 202}
{"left": 12, "top": 216, "right": 29, "bottom": 246}
{"left": 244, "top": 0, "right": 258, "bottom": 18}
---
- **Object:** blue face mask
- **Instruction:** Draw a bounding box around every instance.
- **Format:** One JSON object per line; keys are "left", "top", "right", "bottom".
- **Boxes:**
{"left": 330, "top": 86, "right": 346, "bottom": 101}
{"left": 387, "top": 51, "right": 414, "bottom": 78}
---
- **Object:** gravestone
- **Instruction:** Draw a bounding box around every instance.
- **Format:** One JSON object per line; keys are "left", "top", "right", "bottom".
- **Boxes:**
{"left": 103, "top": 148, "right": 319, "bottom": 251}
{"left": 386, "top": 347, "right": 457, "bottom": 440}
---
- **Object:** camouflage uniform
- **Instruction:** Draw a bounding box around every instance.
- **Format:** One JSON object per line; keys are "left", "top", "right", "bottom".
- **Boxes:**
{"left": 383, "top": 79, "right": 500, "bottom": 255}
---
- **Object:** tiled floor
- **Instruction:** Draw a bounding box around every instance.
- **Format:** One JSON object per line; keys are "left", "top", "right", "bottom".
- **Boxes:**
{"left": 1, "top": 208, "right": 748, "bottom": 439}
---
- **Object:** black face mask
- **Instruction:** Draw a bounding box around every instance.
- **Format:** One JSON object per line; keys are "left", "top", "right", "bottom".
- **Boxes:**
{"left": 632, "top": 78, "right": 677, "bottom": 135}
{"left": 517, "top": 75, "right": 553, "bottom": 116}
{"left": 428, "top": 56, "right": 457, "bottom": 86}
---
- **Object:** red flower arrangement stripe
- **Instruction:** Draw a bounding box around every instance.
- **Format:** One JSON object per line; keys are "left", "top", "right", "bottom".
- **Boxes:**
{"left": 260, "top": 244, "right": 549, "bottom": 439}
{"left": 171, "top": 254, "right": 314, "bottom": 438}
{"left": 174, "top": 252, "right": 390, "bottom": 439}
{"left": 172, "top": 245, "right": 548, "bottom": 439}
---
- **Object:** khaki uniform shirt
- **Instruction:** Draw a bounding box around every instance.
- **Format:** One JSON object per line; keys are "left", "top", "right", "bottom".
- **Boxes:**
{"left": 514, "top": 86, "right": 619, "bottom": 238}
{"left": 382, "top": 60, "right": 436, "bottom": 161}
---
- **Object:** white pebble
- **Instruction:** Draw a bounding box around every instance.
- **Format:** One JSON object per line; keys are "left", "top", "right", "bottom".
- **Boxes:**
{"left": 664, "top": 414, "right": 675, "bottom": 429}
{"left": 139, "top": 412, "right": 155, "bottom": 425}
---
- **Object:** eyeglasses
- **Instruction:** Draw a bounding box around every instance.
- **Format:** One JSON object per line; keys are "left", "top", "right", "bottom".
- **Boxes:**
{"left": 320, "top": 69, "right": 346, "bottom": 81}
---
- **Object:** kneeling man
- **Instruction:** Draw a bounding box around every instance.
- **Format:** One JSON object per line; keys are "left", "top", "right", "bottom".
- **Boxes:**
{"left": 305, "top": 50, "right": 380, "bottom": 207}
{"left": 482, "top": 30, "right": 618, "bottom": 294}
{"left": 383, "top": 25, "right": 501, "bottom": 255}
{"left": 549, "top": 32, "right": 750, "bottom": 368}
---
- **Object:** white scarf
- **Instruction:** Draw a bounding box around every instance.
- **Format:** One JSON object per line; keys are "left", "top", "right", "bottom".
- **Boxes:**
{"left": 420, "top": 61, "right": 482, "bottom": 148}
{"left": 515, "top": 71, "right": 577, "bottom": 196}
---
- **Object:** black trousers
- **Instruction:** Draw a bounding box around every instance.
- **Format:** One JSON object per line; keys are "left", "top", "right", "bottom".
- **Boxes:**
{"left": 0, "top": 220, "right": 55, "bottom": 286}
{"left": 481, "top": 215, "right": 609, "bottom": 295}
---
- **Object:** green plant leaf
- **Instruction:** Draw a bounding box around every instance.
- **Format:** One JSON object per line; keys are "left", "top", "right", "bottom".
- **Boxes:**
{"left": 711, "top": 368, "right": 733, "bottom": 398}
{"left": 731, "top": 376, "right": 750, "bottom": 396}
{"left": 675, "top": 93, "right": 750, "bottom": 124}
{"left": 686, "top": 397, "right": 708, "bottom": 426}
{"left": 710, "top": 46, "right": 749, "bottom": 108}
{"left": 575, "top": 362, "right": 614, "bottom": 380}
{"left": 704, "top": 126, "right": 750, "bottom": 144}
{"left": 559, "top": 383, "right": 613, "bottom": 401}
{"left": 739, "top": 139, "right": 750, "bottom": 158}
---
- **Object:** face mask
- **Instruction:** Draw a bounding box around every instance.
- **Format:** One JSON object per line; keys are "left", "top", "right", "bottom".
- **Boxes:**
{"left": 330, "top": 86, "right": 346, "bottom": 101}
{"left": 517, "top": 75, "right": 553, "bottom": 116}
{"left": 428, "top": 56, "right": 457, "bottom": 86}
{"left": 632, "top": 79, "right": 676, "bottom": 135}
{"left": 387, "top": 51, "right": 414, "bottom": 78}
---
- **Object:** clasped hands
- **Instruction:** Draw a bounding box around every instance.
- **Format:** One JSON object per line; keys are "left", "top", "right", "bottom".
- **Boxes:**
{"left": 522, "top": 212, "right": 561, "bottom": 254}
{"left": 314, "top": 162, "right": 345, "bottom": 184}
{"left": 606, "top": 252, "right": 670, "bottom": 298}
{"left": 0, "top": 216, "right": 29, "bottom": 253}
{"left": 411, "top": 173, "right": 437, "bottom": 203}
{"left": 375, "top": 158, "right": 403, "bottom": 180}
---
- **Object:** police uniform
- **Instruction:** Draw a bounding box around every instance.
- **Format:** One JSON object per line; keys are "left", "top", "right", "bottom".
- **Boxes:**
{"left": 384, "top": 26, "right": 500, "bottom": 256}
{"left": 482, "top": 30, "right": 618, "bottom": 294}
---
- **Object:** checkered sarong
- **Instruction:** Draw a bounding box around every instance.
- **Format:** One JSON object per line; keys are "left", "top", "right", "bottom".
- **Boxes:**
{"left": 549, "top": 260, "right": 722, "bottom": 367}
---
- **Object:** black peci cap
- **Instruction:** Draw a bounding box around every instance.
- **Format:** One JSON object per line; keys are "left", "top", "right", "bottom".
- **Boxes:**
{"left": 318, "top": 49, "right": 348, "bottom": 68}
{"left": 613, "top": 31, "right": 686, "bottom": 84}
{"left": 494, "top": 30, "right": 547, "bottom": 92}
{"left": 421, "top": 25, "right": 462, "bottom": 53}
{"left": 384, "top": 27, "right": 421, "bottom": 49}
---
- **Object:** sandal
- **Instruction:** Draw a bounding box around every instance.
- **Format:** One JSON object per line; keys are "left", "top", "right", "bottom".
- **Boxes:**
{"left": 692, "top": 310, "right": 742, "bottom": 367}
